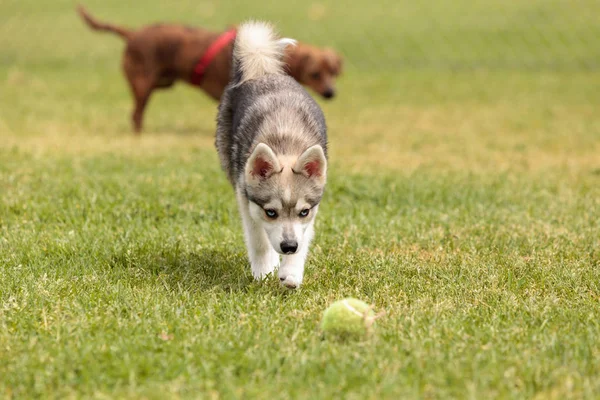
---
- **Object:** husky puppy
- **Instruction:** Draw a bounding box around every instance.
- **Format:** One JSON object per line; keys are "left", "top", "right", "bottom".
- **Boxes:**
{"left": 216, "top": 22, "right": 328, "bottom": 289}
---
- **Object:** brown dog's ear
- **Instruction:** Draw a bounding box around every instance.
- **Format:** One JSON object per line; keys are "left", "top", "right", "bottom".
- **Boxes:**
{"left": 325, "top": 48, "right": 343, "bottom": 75}
{"left": 285, "top": 47, "right": 310, "bottom": 80}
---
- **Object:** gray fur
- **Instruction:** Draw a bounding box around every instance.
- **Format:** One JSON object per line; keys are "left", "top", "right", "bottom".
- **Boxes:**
{"left": 216, "top": 74, "right": 327, "bottom": 185}
{"left": 214, "top": 22, "right": 328, "bottom": 288}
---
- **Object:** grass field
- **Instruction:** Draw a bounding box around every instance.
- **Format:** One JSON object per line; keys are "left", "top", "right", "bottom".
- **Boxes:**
{"left": 1, "top": 0, "right": 600, "bottom": 398}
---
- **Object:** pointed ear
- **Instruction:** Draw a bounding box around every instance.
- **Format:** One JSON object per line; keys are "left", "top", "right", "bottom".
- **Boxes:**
{"left": 293, "top": 145, "right": 327, "bottom": 183}
{"left": 245, "top": 143, "right": 281, "bottom": 183}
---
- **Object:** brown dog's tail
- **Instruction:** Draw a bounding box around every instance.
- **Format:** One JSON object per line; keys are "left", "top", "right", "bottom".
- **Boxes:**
{"left": 77, "top": 5, "right": 132, "bottom": 40}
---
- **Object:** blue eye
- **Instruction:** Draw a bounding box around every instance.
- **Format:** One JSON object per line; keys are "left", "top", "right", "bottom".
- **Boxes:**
{"left": 265, "top": 209, "right": 278, "bottom": 219}
{"left": 299, "top": 209, "right": 310, "bottom": 218}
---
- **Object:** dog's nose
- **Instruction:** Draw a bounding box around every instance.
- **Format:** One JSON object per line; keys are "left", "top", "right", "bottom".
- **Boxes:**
{"left": 280, "top": 240, "right": 298, "bottom": 254}
{"left": 322, "top": 89, "right": 335, "bottom": 99}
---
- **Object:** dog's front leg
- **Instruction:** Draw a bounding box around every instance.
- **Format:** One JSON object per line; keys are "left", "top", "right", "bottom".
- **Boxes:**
{"left": 237, "top": 192, "right": 280, "bottom": 280}
{"left": 279, "top": 220, "right": 315, "bottom": 289}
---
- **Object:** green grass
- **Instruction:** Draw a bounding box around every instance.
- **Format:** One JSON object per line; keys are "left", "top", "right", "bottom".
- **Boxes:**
{"left": 1, "top": 0, "right": 600, "bottom": 398}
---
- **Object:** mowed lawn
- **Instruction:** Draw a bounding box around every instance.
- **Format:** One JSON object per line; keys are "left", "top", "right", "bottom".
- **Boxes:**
{"left": 1, "top": 0, "right": 600, "bottom": 398}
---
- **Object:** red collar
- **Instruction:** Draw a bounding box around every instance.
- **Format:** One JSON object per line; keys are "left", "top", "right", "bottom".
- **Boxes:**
{"left": 190, "top": 29, "right": 237, "bottom": 86}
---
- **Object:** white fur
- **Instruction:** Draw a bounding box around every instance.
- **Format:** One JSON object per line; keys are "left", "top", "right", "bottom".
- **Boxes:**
{"left": 247, "top": 201, "right": 315, "bottom": 259}
{"left": 279, "top": 215, "right": 316, "bottom": 288}
{"left": 237, "top": 178, "right": 319, "bottom": 288}
{"left": 235, "top": 21, "right": 297, "bottom": 84}
{"left": 236, "top": 189, "right": 280, "bottom": 280}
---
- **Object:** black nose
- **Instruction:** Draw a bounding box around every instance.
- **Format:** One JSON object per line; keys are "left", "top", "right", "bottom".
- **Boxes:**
{"left": 280, "top": 240, "right": 298, "bottom": 254}
{"left": 323, "top": 89, "right": 335, "bottom": 99}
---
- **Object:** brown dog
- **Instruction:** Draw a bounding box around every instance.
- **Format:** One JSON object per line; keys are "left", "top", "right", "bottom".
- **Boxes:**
{"left": 77, "top": 6, "right": 343, "bottom": 133}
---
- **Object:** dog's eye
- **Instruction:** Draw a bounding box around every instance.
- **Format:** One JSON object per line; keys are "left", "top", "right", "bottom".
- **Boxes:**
{"left": 310, "top": 72, "right": 321, "bottom": 80}
{"left": 299, "top": 209, "right": 310, "bottom": 218}
{"left": 265, "top": 209, "right": 278, "bottom": 219}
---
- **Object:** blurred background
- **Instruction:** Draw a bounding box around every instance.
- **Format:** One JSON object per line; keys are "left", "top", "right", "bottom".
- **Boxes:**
{"left": 3, "top": 0, "right": 599, "bottom": 71}
{"left": 1, "top": 0, "right": 599, "bottom": 172}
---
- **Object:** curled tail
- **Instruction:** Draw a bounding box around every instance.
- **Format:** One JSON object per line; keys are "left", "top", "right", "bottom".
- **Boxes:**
{"left": 77, "top": 5, "right": 132, "bottom": 40}
{"left": 232, "top": 21, "right": 296, "bottom": 85}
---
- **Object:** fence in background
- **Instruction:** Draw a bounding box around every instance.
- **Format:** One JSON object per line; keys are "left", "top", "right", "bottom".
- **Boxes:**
{"left": 1, "top": 0, "right": 599, "bottom": 72}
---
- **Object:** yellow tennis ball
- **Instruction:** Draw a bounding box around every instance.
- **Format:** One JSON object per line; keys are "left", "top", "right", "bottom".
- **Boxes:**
{"left": 321, "top": 298, "right": 380, "bottom": 341}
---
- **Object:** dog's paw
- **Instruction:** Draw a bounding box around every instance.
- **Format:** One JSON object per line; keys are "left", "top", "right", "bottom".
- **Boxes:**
{"left": 279, "top": 275, "right": 301, "bottom": 289}
{"left": 278, "top": 263, "right": 303, "bottom": 289}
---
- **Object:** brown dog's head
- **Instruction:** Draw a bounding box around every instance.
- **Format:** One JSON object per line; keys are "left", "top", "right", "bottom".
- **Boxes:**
{"left": 285, "top": 43, "right": 343, "bottom": 100}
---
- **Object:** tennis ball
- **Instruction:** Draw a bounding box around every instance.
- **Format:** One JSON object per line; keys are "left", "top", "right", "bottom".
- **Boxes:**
{"left": 321, "top": 298, "right": 381, "bottom": 341}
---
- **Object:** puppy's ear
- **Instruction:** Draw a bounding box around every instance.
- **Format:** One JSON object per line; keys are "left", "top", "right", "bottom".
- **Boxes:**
{"left": 245, "top": 143, "right": 281, "bottom": 183}
{"left": 293, "top": 145, "right": 327, "bottom": 184}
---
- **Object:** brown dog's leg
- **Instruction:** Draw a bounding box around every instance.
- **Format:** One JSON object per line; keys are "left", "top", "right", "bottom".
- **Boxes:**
{"left": 123, "top": 51, "right": 155, "bottom": 134}
{"left": 130, "top": 77, "right": 153, "bottom": 134}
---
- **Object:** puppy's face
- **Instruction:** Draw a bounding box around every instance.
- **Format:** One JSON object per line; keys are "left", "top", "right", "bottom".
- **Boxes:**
{"left": 244, "top": 144, "right": 327, "bottom": 255}
{"left": 286, "top": 44, "right": 343, "bottom": 100}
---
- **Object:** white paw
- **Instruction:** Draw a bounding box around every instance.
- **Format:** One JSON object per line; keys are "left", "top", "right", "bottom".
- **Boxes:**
{"left": 279, "top": 275, "right": 301, "bottom": 289}
{"left": 278, "top": 264, "right": 303, "bottom": 289}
